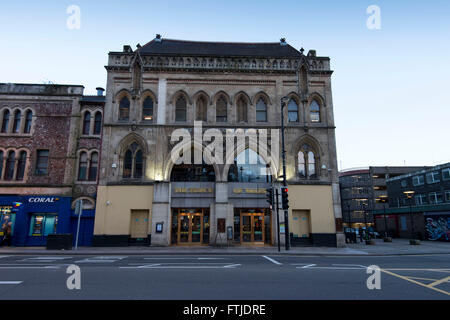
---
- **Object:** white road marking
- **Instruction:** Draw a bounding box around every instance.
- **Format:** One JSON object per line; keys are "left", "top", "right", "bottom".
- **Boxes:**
{"left": 75, "top": 256, "right": 127, "bottom": 263}
{"left": 0, "top": 256, "right": 9, "bottom": 259}
{"left": 120, "top": 263, "right": 241, "bottom": 269}
{"left": 0, "top": 281, "right": 23, "bottom": 285}
{"left": 262, "top": 256, "right": 282, "bottom": 265}
{"left": 20, "top": 257, "right": 71, "bottom": 262}
{"left": 224, "top": 264, "right": 241, "bottom": 268}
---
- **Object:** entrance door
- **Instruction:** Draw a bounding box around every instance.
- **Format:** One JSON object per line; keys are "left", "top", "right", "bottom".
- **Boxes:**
{"left": 240, "top": 213, "right": 265, "bottom": 245}
{"left": 292, "top": 210, "right": 311, "bottom": 238}
{"left": 130, "top": 210, "right": 150, "bottom": 239}
{"left": 177, "top": 212, "right": 203, "bottom": 245}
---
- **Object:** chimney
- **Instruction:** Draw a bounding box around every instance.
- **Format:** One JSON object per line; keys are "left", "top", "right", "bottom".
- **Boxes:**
{"left": 96, "top": 87, "right": 105, "bottom": 96}
{"left": 123, "top": 45, "right": 133, "bottom": 53}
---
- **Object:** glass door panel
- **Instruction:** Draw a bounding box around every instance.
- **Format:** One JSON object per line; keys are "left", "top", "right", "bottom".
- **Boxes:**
{"left": 179, "top": 214, "right": 189, "bottom": 243}
{"left": 253, "top": 215, "right": 263, "bottom": 242}
{"left": 242, "top": 215, "right": 252, "bottom": 242}
{"left": 191, "top": 215, "right": 201, "bottom": 243}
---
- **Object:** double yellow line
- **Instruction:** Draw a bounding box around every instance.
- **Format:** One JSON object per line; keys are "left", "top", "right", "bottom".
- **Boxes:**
{"left": 380, "top": 268, "right": 450, "bottom": 296}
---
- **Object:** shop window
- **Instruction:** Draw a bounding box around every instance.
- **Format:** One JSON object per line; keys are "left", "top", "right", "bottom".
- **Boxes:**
{"left": 310, "top": 100, "right": 320, "bottom": 122}
{"left": 1, "top": 109, "right": 10, "bottom": 133}
{"left": 175, "top": 96, "right": 187, "bottom": 122}
{"left": 119, "top": 97, "right": 130, "bottom": 121}
{"left": 93, "top": 112, "right": 102, "bottom": 134}
{"left": 227, "top": 149, "right": 271, "bottom": 183}
{"left": 35, "top": 150, "right": 49, "bottom": 175}
{"left": 255, "top": 98, "right": 267, "bottom": 122}
{"left": 28, "top": 214, "right": 58, "bottom": 236}
{"left": 24, "top": 110, "right": 33, "bottom": 133}
{"left": 12, "top": 110, "right": 21, "bottom": 133}
{"left": 216, "top": 96, "right": 227, "bottom": 122}
{"left": 0, "top": 207, "right": 15, "bottom": 236}
{"left": 288, "top": 99, "right": 299, "bottom": 122}
{"left": 142, "top": 97, "right": 153, "bottom": 121}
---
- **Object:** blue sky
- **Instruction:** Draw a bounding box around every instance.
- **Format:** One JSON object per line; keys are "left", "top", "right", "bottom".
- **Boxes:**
{"left": 1, "top": 0, "right": 449, "bottom": 169}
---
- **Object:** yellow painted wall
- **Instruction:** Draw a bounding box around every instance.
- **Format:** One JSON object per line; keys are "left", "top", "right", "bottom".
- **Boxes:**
{"left": 94, "top": 186, "right": 154, "bottom": 235}
{"left": 288, "top": 185, "right": 336, "bottom": 234}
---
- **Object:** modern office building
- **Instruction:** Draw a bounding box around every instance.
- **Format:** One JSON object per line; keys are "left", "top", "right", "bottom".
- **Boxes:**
{"left": 0, "top": 83, "right": 105, "bottom": 246}
{"left": 93, "top": 36, "right": 344, "bottom": 247}
{"left": 339, "top": 166, "right": 428, "bottom": 232}
{"left": 376, "top": 162, "right": 450, "bottom": 241}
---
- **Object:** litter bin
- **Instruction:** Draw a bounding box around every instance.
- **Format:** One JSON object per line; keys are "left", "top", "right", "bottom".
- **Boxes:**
{"left": 46, "top": 234, "right": 73, "bottom": 250}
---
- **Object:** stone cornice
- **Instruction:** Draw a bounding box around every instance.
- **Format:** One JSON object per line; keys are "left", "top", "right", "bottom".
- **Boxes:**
{"left": 106, "top": 52, "right": 332, "bottom": 74}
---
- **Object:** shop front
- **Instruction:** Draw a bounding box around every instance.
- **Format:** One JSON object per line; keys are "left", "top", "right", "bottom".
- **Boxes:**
{"left": 0, "top": 195, "right": 72, "bottom": 246}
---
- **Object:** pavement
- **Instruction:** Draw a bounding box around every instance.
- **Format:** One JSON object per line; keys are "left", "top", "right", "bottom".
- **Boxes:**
{"left": 0, "top": 238, "right": 449, "bottom": 256}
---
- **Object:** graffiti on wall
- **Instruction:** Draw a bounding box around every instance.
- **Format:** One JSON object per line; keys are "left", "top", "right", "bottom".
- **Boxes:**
{"left": 425, "top": 217, "right": 450, "bottom": 241}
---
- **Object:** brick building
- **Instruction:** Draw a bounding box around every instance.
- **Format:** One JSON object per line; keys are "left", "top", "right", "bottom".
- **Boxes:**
{"left": 0, "top": 83, "right": 104, "bottom": 246}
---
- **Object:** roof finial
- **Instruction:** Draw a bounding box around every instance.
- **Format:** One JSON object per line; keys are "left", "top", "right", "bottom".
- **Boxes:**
{"left": 300, "top": 47, "right": 305, "bottom": 54}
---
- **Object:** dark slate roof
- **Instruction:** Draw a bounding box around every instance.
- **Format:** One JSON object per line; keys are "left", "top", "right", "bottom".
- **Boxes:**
{"left": 137, "top": 39, "right": 302, "bottom": 58}
{"left": 81, "top": 95, "right": 106, "bottom": 103}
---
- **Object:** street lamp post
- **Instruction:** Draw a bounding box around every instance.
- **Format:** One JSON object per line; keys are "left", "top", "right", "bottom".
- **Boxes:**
{"left": 378, "top": 195, "right": 392, "bottom": 242}
{"left": 403, "top": 190, "right": 419, "bottom": 245}
{"left": 280, "top": 96, "right": 290, "bottom": 250}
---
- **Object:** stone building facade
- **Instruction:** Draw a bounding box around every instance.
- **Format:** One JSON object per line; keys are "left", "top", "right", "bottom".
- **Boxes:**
{"left": 0, "top": 83, "right": 104, "bottom": 246}
{"left": 94, "top": 36, "right": 344, "bottom": 247}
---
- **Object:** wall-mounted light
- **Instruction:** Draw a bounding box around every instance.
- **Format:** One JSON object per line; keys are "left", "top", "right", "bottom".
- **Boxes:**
{"left": 106, "top": 201, "right": 111, "bottom": 206}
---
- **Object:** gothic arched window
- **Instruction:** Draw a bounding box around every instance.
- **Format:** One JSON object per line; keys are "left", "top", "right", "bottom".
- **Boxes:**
{"left": 82, "top": 112, "right": 91, "bottom": 135}
{"left": 119, "top": 96, "right": 130, "bottom": 121}
{"left": 228, "top": 149, "right": 271, "bottom": 183}
{"left": 288, "top": 99, "right": 299, "bottom": 122}
{"left": 12, "top": 110, "right": 21, "bottom": 133}
{"left": 236, "top": 97, "right": 248, "bottom": 123}
{"left": 78, "top": 152, "right": 88, "bottom": 181}
{"left": 89, "top": 152, "right": 99, "bottom": 181}
{"left": 310, "top": 100, "right": 320, "bottom": 123}
{"left": 1, "top": 110, "right": 10, "bottom": 133}
{"left": 5, "top": 151, "right": 15, "bottom": 180}
{"left": 298, "top": 144, "right": 318, "bottom": 178}
{"left": 94, "top": 112, "right": 102, "bottom": 134}
{"left": 175, "top": 96, "right": 187, "bottom": 122}
{"left": 256, "top": 98, "right": 267, "bottom": 122}
{"left": 123, "top": 142, "right": 144, "bottom": 179}
{"left": 196, "top": 96, "right": 207, "bottom": 122}
{"left": 0, "top": 151, "right": 3, "bottom": 179}
{"left": 216, "top": 96, "right": 227, "bottom": 122}
{"left": 16, "top": 151, "right": 27, "bottom": 181}
{"left": 142, "top": 97, "right": 153, "bottom": 121}
{"left": 24, "top": 110, "right": 33, "bottom": 133}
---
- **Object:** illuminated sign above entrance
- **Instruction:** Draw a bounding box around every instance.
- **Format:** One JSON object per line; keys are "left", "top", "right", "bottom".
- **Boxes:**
{"left": 28, "top": 197, "right": 60, "bottom": 203}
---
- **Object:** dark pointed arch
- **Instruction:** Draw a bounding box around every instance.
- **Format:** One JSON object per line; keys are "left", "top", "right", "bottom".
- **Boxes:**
{"left": 212, "top": 90, "right": 231, "bottom": 105}
{"left": 171, "top": 90, "right": 192, "bottom": 106}
{"left": 252, "top": 91, "right": 272, "bottom": 105}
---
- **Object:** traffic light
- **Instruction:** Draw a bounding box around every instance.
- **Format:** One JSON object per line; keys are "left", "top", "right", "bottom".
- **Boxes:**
{"left": 281, "top": 187, "right": 289, "bottom": 210}
{"left": 266, "top": 188, "right": 274, "bottom": 207}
